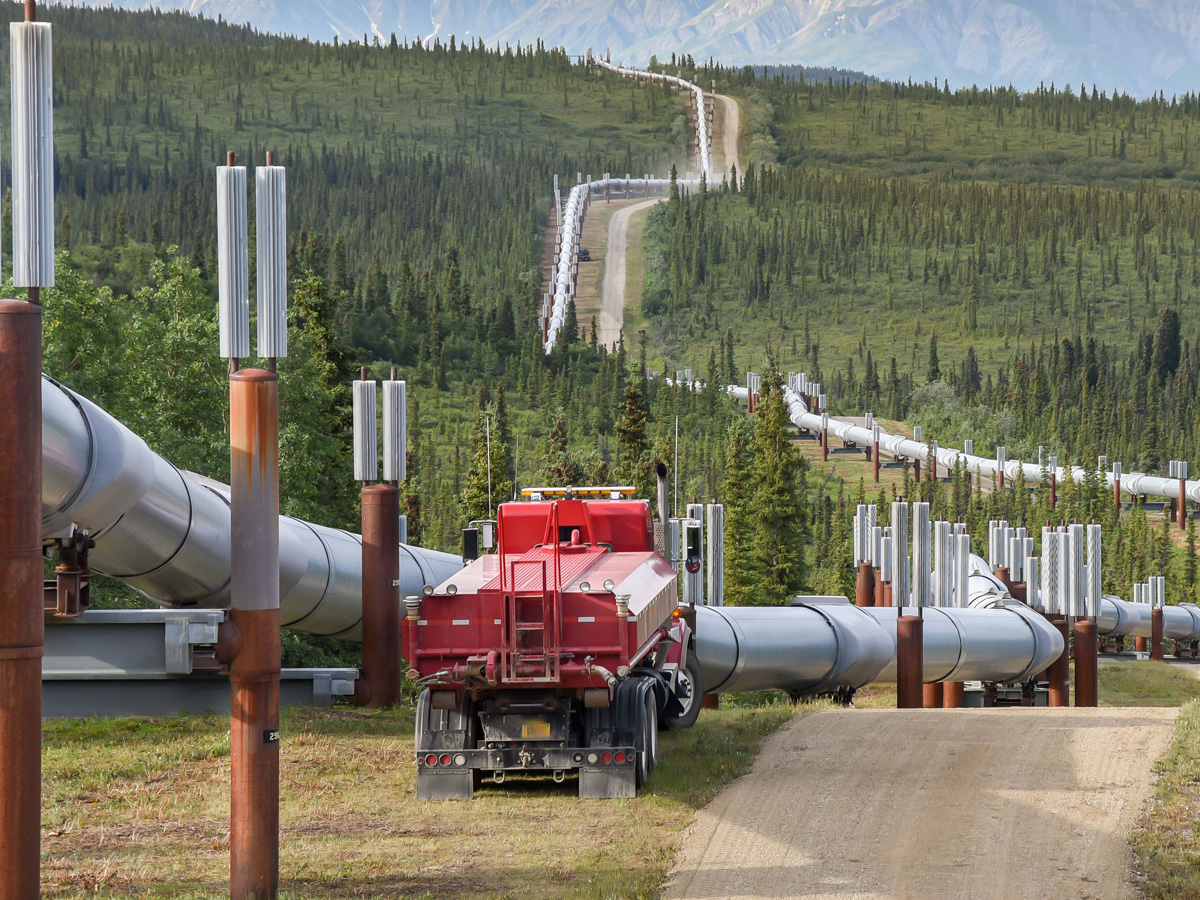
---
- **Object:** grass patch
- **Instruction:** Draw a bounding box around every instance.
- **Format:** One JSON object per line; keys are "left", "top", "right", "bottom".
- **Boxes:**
{"left": 1100, "top": 662, "right": 1200, "bottom": 707}
{"left": 42, "top": 703, "right": 796, "bottom": 899}
{"left": 1132, "top": 700, "right": 1200, "bottom": 899}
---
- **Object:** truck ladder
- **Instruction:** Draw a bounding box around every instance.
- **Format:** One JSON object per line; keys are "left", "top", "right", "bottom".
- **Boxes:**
{"left": 504, "top": 559, "right": 560, "bottom": 683}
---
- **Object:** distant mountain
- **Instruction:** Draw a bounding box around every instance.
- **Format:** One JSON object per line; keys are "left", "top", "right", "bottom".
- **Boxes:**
{"left": 52, "top": 1, "right": 1200, "bottom": 97}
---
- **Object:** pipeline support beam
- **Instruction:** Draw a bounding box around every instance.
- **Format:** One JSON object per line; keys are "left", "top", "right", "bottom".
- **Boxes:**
{"left": 0, "top": 300, "right": 42, "bottom": 900}
{"left": 228, "top": 369, "right": 281, "bottom": 900}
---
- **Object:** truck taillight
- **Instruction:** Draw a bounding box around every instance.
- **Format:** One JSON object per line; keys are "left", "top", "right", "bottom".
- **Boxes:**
{"left": 440, "top": 754, "right": 452, "bottom": 766}
{"left": 424, "top": 754, "right": 437, "bottom": 766}
{"left": 601, "top": 752, "right": 612, "bottom": 763}
{"left": 615, "top": 752, "right": 626, "bottom": 763}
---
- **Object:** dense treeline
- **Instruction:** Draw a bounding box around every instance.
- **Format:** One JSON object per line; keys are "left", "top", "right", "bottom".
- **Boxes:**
{"left": 634, "top": 52, "right": 1200, "bottom": 608}
{"left": 642, "top": 158, "right": 1200, "bottom": 477}
{"left": 30, "top": 6, "right": 740, "bottom": 558}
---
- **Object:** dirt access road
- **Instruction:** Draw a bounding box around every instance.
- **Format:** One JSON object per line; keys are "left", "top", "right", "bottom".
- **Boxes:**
{"left": 598, "top": 197, "right": 660, "bottom": 348}
{"left": 665, "top": 707, "right": 1176, "bottom": 900}
{"left": 715, "top": 94, "right": 742, "bottom": 177}
{"left": 595, "top": 93, "right": 741, "bottom": 348}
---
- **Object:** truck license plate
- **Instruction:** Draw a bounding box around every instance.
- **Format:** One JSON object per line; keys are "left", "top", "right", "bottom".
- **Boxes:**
{"left": 521, "top": 722, "right": 551, "bottom": 739}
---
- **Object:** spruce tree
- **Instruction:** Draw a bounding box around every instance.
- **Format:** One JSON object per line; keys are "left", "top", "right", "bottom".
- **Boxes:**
{"left": 750, "top": 366, "right": 808, "bottom": 603}
{"left": 722, "top": 421, "right": 762, "bottom": 605}
{"left": 615, "top": 375, "right": 653, "bottom": 499}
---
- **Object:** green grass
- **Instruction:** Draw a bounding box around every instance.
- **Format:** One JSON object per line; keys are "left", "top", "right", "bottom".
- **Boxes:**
{"left": 1099, "top": 661, "right": 1200, "bottom": 707}
{"left": 41, "top": 704, "right": 796, "bottom": 899}
{"left": 1132, "top": 700, "right": 1200, "bottom": 899}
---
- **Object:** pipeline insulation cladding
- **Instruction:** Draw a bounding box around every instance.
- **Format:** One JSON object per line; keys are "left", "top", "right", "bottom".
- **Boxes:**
{"left": 352, "top": 379, "right": 378, "bottom": 482}
{"left": 10, "top": 20, "right": 54, "bottom": 287}
{"left": 217, "top": 165, "right": 251, "bottom": 359}
{"left": 255, "top": 165, "right": 288, "bottom": 359}
{"left": 382, "top": 380, "right": 406, "bottom": 483}
{"left": 1086, "top": 524, "right": 1103, "bottom": 618}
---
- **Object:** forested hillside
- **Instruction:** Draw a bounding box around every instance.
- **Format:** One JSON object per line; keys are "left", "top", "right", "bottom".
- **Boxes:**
{"left": 25, "top": 4, "right": 1200, "bottom": 628}
{"left": 25, "top": 3, "right": 750, "bottom": 568}
{"left": 634, "top": 60, "right": 1200, "bottom": 604}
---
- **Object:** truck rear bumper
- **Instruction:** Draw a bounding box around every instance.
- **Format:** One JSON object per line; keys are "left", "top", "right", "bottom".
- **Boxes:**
{"left": 415, "top": 746, "right": 637, "bottom": 800}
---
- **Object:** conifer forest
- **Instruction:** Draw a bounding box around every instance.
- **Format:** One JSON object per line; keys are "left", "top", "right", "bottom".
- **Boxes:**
{"left": 24, "top": 5, "right": 1200, "bottom": 664}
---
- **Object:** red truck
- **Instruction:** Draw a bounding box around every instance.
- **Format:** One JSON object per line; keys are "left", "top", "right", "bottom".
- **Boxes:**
{"left": 403, "top": 469, "right": 701, "bottom": 799}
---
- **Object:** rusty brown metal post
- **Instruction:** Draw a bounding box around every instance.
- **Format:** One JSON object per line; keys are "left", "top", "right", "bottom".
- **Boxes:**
{"left": 997, "top": 469, "right": 1004, "bottom": 492}
{"left": 874, "top": 569, "right": 884, "bottom": 606}
{"left": 1049, "top": 473, "right": 1057, "bottom": 510}
{"left": 1113, "top": 476, "right": 1121, "bottom": 511}
{"left": 942, "top": 682, "right": 964, "bottom": 708}
{"left": 355, "top": 483, "right": 402, "bottom": 707}
{"left": 1136, "top": 635, "right": 1148, "bottom": 653}
{"left": 855, "top": 562, "right": 875, "bottom": 607}
{"left": 873, "top": 440, "right": 881, "bottom": 483}
{"left": 896, "top": 615, "right": 924, "bottom": 709}
{"left": 1151, "top": 608, "right": 1165, "bottom": 661}
{"left": 820, "top": 426, "right": 828, "bottom": 462}
{"left": 1073, "top": 619, "right": 1098, "bottom": 707}
{"left": 923, "top": 682, "right": 944, "bottom": 708}
{"left": 0, "top": 298, "right": 42, "bottom": 900}
{"left": 701, "top": 694, "right": 719, "bottom": 710}
{"left": 913, "top": 458, "right": 921, "bottom": 482}
{"left": 995, "top": 566, "right": 1012, "bottom": 593}
{"left": 229, "top": 369, "right": 281, "bottom": 900}
{"left": 1181, "top": 478, "right": 1189, "bottom": 533}
{"left": 882, "top": 583, "right": 893, "bottom": 607}
{"left": 1048, "top": 618, "right": 1070, "bottom": 707}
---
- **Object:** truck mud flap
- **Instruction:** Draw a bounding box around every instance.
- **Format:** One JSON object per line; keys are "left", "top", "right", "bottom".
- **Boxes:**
{"left": 417, "top": 769, "right": 475, "bottom": 801}
{"left": 579, "top": 765, "right": 636, "bottom": 799}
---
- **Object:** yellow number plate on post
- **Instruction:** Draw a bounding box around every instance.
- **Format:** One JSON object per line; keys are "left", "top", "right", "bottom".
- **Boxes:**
{"left": 521, "top": 721, "right": 551, "bottom": 739}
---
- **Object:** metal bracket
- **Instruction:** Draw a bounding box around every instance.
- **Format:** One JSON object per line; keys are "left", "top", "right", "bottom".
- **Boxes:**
{"left": 164, "top": 612, "right": 222, "bottom": 675}
{"left": 43, "top": 526, "right": 93, "bottom": 617}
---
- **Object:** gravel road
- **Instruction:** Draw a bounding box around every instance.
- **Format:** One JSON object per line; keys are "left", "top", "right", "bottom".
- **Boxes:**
{"left": 716, "top": 94, "right": 742, "bottom": 177}
{"left": 598, "top": 198, "right": 660, "bottom": 348}
{"left": 665, "top": 707, "right": 1176, "bottom": 900}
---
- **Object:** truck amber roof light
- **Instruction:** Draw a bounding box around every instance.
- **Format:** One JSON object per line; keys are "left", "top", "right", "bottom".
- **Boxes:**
{"left": 520, "top": 486, "right": 636, "bottom": 499}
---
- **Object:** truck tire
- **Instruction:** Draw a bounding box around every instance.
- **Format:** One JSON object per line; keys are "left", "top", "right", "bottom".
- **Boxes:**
{"left": 663, "top": 659, "right": 703, "bottom": 731}
{"left": 636, "top": 688, "right": 657, "bottom": 788}
{"left": 644, "top": 689, "right": 659, "bottom": 773}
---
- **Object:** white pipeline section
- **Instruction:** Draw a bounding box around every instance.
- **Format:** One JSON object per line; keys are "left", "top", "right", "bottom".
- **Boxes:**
{"left": 41, "top": 375, "right": 462, "bottom": 640}
{"left": 781, "top": 380, "right": 1200, "bottom": 508}
{"left": 593, "top": 57, "right": 713, "bottom": 181}
{"left": 694, "top": 596, "right": 1065, "bottom": 695}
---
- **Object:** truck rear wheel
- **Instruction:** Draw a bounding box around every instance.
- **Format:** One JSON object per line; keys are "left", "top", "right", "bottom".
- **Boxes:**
{"left": 663, "top": 659, "right": 703, "bottom": 731}
{"left": 637, "top": 689, "right": 657, "bottom": 788}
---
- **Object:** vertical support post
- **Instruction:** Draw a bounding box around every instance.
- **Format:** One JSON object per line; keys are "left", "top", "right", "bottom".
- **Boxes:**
{"left": 1073, "top": 619, "right": 1098, "bottom": 707}
{"left": 820, "top": 412, "right": 829, "bottom": 462}
{"left": 706, "top": 504, "right": 725, "bottom": 606}
{"left": 896, "top": 615, "right": 924, "bottom": 709}
{"left": 357, "top": 484, "right": 401, "bottom": 706}
{"left": 1113, "top": 462, "right": 1122, "bottom": 512}
{"left": 228, "top": 369, "right": 281, "bottom": 900}
{"left": 855, "top": 563, "right": 875, "bottom": 607}
{"left": 1151, "top": 606, "right": 1165, "bottom": 661}
{"left": 1151, "top": 576, "right": 1165, "bottom": 661}
{"left": 923, "top": 682, "right": 944, "bottom": 708}
{"left": 2, "top": 4, "right": 51, "bottom": 893}
{"left": 0, "top": 300, "right": 42, "bottom": 900}
{"left": 1048, "top": 618, "right": 1070, "bottom": 707}
{"left": 996, "top": 446, "right": 1006, "bottom": 492}
{"left": 1180, "top": 461, "right": 1189, "bottom": 533}
{"left": 943, "top": 681, "right": 964, "bottom": 708}
{"left": 873, "top": 425, "right": 881, "bottom": 483}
